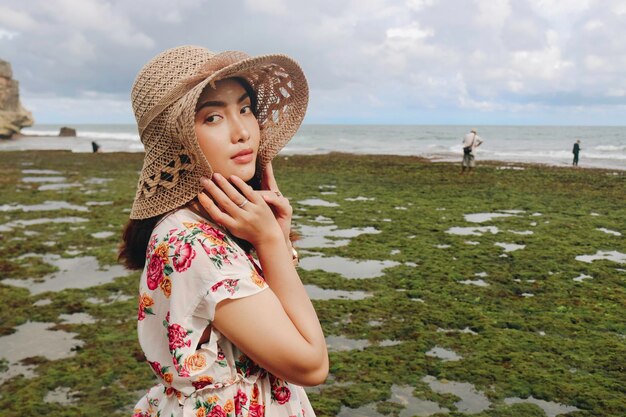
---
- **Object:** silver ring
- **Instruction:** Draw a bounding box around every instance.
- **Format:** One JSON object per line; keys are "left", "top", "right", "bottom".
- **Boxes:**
{"left": 237, "top": 198, "right": 249, "bottom": 208}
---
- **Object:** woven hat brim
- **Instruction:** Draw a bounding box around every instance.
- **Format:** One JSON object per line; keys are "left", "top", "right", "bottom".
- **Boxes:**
{"left": 129, "top": 51, "right": 308, "bottom": 220}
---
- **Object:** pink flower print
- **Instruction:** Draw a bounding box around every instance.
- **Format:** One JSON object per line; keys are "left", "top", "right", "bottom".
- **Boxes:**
{"left": 173, "top": 241, "right": 196, "bottom": 272}
{"left": 146, "top": 254, "right": 165, "bottom": 290}
{"left": 249, "top": 403, "right": 265, "bottom": 417}
{"left": 234, "top": 389, "right": 248, "bottom": 416}
{"left": 168, "top": 323, "right": 191, "bottom": 351}
{"left": 198, "top": 222, "right": 226, "bottom": 241}
{"left": 211, "top": 281, "right": 224, "bottom": 292}
{"left": 208, "top": 404, "right": 226, "bottom": 417}
{"left": 273, "top": 386, "right": 291, "bottom": 405}
{"left": 148, "top": 360, "right": 163, "bottom": 377}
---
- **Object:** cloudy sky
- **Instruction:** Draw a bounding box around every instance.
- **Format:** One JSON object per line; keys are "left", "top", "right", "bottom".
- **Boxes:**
{"left": 1, "top": 0, "right": 625, "bottom": 125}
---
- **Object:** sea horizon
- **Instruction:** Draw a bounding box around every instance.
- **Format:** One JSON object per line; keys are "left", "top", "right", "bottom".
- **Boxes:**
{"left": 4, "top": 123, "right": 625, "bottom": 171}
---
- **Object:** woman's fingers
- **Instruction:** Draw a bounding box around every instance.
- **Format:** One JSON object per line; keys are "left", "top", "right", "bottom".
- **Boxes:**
{"left": 203, "top": 175, "right": 244, "bottom": 214}
{"left": 212, "top": 173, "right": 249, "bottom": 208}
{"left": 229, "top": 175, "right": 264, "bottom": 204}
{"left": 197, "top": 192, "right": 236, "bottom": 229}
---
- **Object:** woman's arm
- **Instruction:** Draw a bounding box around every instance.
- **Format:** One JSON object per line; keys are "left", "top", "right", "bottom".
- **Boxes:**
{"left": 198, "top": 173, "right": 328, "bottom": 386}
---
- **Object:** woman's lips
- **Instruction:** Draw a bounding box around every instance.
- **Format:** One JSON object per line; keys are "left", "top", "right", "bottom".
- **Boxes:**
{"left": 231, "top": 150, "right": 253, "bottom": 164}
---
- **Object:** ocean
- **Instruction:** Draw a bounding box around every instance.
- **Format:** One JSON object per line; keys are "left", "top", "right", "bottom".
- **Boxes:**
{"left": 4, "top": 124, "right": 625, "bottom": 170}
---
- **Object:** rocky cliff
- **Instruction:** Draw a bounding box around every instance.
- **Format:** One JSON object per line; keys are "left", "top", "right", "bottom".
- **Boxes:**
{"left": 0, "top": 59, "right": 34, "bottom": 138}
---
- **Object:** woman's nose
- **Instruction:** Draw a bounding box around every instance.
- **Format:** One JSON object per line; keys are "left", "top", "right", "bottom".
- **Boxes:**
{"left": 231, "top": 115, "right": 250, "bottom": 143}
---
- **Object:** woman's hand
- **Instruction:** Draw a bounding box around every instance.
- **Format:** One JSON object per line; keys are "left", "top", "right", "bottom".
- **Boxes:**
{"left": 198, "top": 173, "right": 283, "bottom": 248}
{"left": 259, "top": 162, "right": 293, "bottom": 245}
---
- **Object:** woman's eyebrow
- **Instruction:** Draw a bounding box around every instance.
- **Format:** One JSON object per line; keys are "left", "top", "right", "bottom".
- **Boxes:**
{"left": 196, "top": 93, "right": 250, "bottom": 111}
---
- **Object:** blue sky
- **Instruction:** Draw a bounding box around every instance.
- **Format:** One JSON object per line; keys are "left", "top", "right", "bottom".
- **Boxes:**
{"left": 1, "top": 0, "right": 625, "bottom": 125}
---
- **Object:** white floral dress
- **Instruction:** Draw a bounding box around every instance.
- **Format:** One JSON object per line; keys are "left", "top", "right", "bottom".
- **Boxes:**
{"left": 133, "top": 208, "right": 315, "bottom": 417}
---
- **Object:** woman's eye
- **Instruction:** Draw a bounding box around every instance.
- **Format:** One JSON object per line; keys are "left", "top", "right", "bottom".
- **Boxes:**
{"left": 205, "top": 114, "right": 222, "bottom": 123}
{"left": 241, "top": 105, "right": 252, "bottom": 114}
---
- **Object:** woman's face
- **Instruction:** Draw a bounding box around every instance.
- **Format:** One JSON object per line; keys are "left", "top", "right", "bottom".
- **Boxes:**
{"left": 194, "top": 78, "right": 260, "bottom": 181}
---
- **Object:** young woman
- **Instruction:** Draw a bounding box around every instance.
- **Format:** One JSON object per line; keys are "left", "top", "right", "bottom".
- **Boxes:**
{"left": 119, "top": 46, "right": 328, "bottom": 417}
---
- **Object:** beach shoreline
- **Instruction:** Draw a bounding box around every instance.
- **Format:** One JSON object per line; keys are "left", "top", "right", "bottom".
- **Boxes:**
{"left": 1, "top": 140, "right": 623, "bottom": 173}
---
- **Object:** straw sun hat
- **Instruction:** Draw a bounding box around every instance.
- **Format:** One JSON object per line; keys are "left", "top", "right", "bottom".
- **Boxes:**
{"left": 129, "top": 45, "right": 308, "bottom": 219}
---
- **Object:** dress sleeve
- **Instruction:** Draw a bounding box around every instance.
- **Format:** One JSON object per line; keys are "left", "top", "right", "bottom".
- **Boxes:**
{"left": 145, "top": 216, "right": 268, "bottom": 382}
{"left": 172, "top": 219, "right": 269, "bottom": 322}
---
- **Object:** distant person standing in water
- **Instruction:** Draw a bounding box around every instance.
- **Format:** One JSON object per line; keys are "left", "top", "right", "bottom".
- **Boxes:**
{"left": 91, "top": 141, "right": 101, "bottom": 153}
{"left": 572, "top": 140, "right": 581, "bottom": 166}
{"left": 461, "top": 128, "right": 484, "bottom": 175}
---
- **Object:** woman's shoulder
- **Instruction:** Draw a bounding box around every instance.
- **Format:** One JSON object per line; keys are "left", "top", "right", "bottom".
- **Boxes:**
{"left": 151, "top": 207, "right": 221, "bottom": 238}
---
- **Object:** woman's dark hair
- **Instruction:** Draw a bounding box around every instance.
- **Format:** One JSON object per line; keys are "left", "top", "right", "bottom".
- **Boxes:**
{"left": 118, "top": 76, "right": 262, "bottom": 270}
{"left": 118, "top": 214, "right": 164, "bottom": 270}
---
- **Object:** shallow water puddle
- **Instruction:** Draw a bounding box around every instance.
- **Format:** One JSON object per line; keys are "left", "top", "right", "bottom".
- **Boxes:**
{"left": 86, "top": 201, "right": 114, "bottom": 206}
{"left": 508, "top": 229, "right": 534, "bottom": 235}
{"left": 390, "top": 384, "right": 450, "bottom": 417}
{"left": 596, "top": 227, "right": 622, "bottom": 236}
{"left": 22, "top": 176, "right": 66, "bottom": 183}
{"left": 446, "top": 226, "right": 499, "bottom": 236}
{"left": 0, "top": 216, "right": 88, "bottom": 232}
{"left": 573, "top": 274, "right": 593, "bottom": 282}
{"left": 337, "top": 384, "right": 451, "bottom": 417}
{"left": 84, "top": 177, "right": 112, "bottom": 185}
{"left": 2, "top": 254, "right": 129, "bottom": 294}
{"left": 575, "top": 250, "right": 626, "bottom": 264}
{"left": 21, "top": 169, "right": 62, "bottom": 175}
{"left": 459, "top": 279, "right": 489, "bottom": 287}
{"left": 39, "top": 182, "right": 82, "bottom": 191}
{"left": 503, "top": 396, "right": 581, "bottom": 417}
{"left": 299, "top": 255, "right": 400, "bottom": 279}
{"left": 421, "top": 375, "right": 490, "bottom": 414}
{"left": 0, "top": 200, "right": 89, "bottom": 212}
{"left": 91, "top": 231, "right": 115, "bottom": 239}
{"left": 495, "top": 242, "right": 526, "bottom": 252}
{"left": 326, "top": 335, "right": 370, "bottom": 351}
{"left": 59, "top": 312, "right": 97, "bottom": 325}
{"left": 86, "top": 292, "right": 133, "bottom": 305}
{"left": 464, "top": 212, "right": 518, "bottom": 223}
{"left": 298, "top": 198, "right": 339, "bottom": 207}
{"left": 0, "top": 321, "right": 83, "bottom": 384}
{"left": 345, "top": 196, "right": 375, "bottom": 201}
{"left": 296, "top": 224, "right": 380, "bottom": 249}
{"left": 44, "top": 386, "right": 80, "bottom": 405}
{"left": 437, "top": 327, "right": 478, "bottom": 335}
{"left": 425, "top": 346, "right": 463, "bottom": 361}
{"left": 304, "top": 284, "right": 371, "bottom": 300}
{"left": 326, "top": 335, "right": 402, "bottom": 352}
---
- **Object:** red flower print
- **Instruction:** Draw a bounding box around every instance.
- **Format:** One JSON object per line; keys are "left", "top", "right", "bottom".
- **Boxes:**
{"left": 273, "top": 386, "right": 291, "bottom": 405}
{"left": 235, "top": 389, "right": 248, "bottom": 415}
{"left": 146, "top": 254, "right": 165, "bottom": 290}
{"left": 198, "top": 223, "right": 226, "bottom": 240}
{"left": 192, "top": 375, "right": 214, "bottom": 390}
{"left": 249, "top": 403, "right": 265, "bottom": 417}
{"left": 173, "top": 241, "right": 196, "bottom": 272}
{"left": 211, "top": 281, "right": 224, "bottom": 292}
{"left": 168, "top": 323, "right": 190, "bottom": 351}
{"left": 207, "top": 404, "right": 226, "bottom": 417}
{"left": 148, "top": 360, "right": 162, "bottom": 377}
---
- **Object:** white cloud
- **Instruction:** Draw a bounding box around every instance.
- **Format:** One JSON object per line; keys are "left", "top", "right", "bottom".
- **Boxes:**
{"left": 474, "top": 0, "right": 512, "bottom": 30}
{"left": 386, "top": 22, "right": 434, "bottom": 41}
{"left": 244, "top": 0, "right": 288, "bottom": 16}
{"left": 0, "top": 5, "right": 37, "bottom": 30}
{"left": 0, "top": 28, "right": 19, "bottom": 40}
{"left": 406, "top": 0, "right": 436, "bottom": 12}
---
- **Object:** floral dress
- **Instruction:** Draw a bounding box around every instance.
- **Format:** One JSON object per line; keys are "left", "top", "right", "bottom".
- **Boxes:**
{"left": 133, "top": 208, "right": 315, "bottom": 417}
